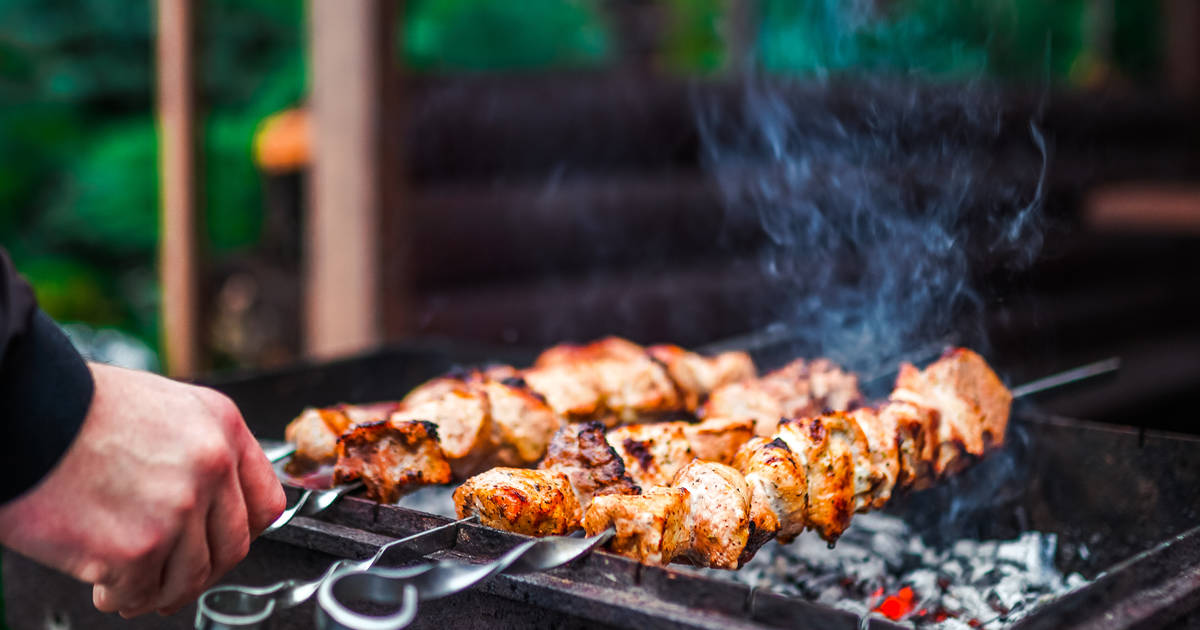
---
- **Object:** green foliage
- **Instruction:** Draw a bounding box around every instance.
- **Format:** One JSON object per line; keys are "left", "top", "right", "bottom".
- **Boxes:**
{"left": 758, "top": 0, "right": 1090, "bottom": 81}
{"left": 403, "top": 0, "right": 612, "bottom": 71}
{"left": 661, "top": 0, "right": 727, "bottom": 74}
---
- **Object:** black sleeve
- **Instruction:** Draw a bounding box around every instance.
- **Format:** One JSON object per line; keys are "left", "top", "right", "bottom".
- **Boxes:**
{"left": 0, "top": 249, "right": 94, "bottom": 505}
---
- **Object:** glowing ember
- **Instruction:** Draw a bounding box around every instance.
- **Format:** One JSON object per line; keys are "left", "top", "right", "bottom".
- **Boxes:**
{"left": 874, "top": 586, "right": 916, "bottom": 620}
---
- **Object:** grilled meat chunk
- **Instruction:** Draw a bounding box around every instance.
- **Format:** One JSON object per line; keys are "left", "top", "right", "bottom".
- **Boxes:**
{"left": 582, "top": 487, "right": 692, "bottom": 566}
{"left": 453, "top": 468, "right": 582, "bottom": 536}
{"left": 681, "top": 416, "right": 755, "bottom": 464}
{"left": 848, "top": 406, "right": 900, "bottom": 509}
{"left": 527, "top": 337, "right": 681, "bottom": 424}
{"left": 703, "top": 358, "right": 863, "bottom": 438}
{"left": 672, "top": 461, "right": 752, "bottom": 569}
{"left": 891, "top": 348, "right": 1012, "bottom": 476}
{"left": 607, "top": 422, "right": 695, "bottom": 487}
{"left": 733, "top": 436, "right": 808, "bottom": 546}
{"left": 284, "top": 403, "right": 399, "bottom": 471}
{"left": 776, "top": 412, "right": 873, "bottom": 543}
{"left": 878, "top": 400, "right": 936, "bottom": 490}
{"left": 332, "top": 420, "right": 452, "bottom": 503}
{"left": 646, "top": 345, "right": 756, "bottom": 410}
{"left": 539, "top": 421, "right": 640, "bottom": 512}
{"left": 393, "top": 385, "right": 492, "bottom": 478}
{"left": 478, "top": 377, "right": 562, "bottom": 467}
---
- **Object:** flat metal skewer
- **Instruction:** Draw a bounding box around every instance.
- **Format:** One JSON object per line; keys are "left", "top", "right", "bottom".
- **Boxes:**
{"left": 1011, "top": 357, "right": 1121, "bottom": 399}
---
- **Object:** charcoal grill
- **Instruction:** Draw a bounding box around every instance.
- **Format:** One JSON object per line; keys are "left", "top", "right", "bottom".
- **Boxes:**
{"left": 5, "top": 340, "right": 1200, "bottom": 629}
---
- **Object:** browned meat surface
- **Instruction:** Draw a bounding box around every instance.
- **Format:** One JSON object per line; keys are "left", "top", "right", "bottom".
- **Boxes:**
{"left": 284, "top": 403, "right": 399, "bottom": 471}
{"left": 877, "top": 400, "right": 936, "bottom": 490}
{"left": 453, "top": 467, "right": 582, "bottom": 536}
{"left": 534, "top": 336, "right": 648, "bottom": 366}
{"left": 332, "top": 420, "right": 452, "bottom": 503}
{"left": 700, "top": 381, "right": 785, "bottom": 438}
{"left": 733, "top": 436, "right": 808, "bottom": 546}
{"left": 681, "top": 416, "right": 755, "bottom": 464}
{"left": 522, "top": 362, "right": 604, "bottom": 421}
{"left": 776, "top": 412, "right": 872, "bottom": 543}
{"left": 606, "top": 422, "right": 695, "bottom": 487}
{"left": 538, "top": 422, "right": 640, "bottom": 512}
{"left": 582, "top": 487, "right": 691, "bottom": 566}
{"left": 891, "top": 348, "right": 1012, "bottom": 476}
{"left": 392, "top": 386, "right": 492, "bottom": 478}
{"left": 646, "top": 344, "right": 756, "bottom": 410}
{"left": 478, "top": 377, "right": 562, "bottom": 467}
{"left": 702, "top": 358, "right": 863, "bottom": 438}
{"left": 848, "top": 406, "right": 900, "bottom": 509}
{"left": 672, "top": 461, "right": 751, "bottom": 569}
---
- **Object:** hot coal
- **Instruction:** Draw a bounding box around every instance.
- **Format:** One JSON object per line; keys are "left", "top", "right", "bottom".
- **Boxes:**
{"left": 697, "top": 512, "right": 1087, "bottom": 628}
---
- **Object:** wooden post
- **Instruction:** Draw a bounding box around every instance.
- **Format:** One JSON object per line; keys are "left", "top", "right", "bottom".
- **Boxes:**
{"left": 156, "top": 0, "right": 202, "bottom": 377}
{"left": 305, "top": 0, "right": 391, "bottom": 358}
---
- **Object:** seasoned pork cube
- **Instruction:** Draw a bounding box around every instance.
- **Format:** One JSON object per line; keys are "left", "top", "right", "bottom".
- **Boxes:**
{"left": 534, "top": 336, "right": 648, "bottom": 367}
{"left": 453, "top": 468, "right": 582, "bottom": 536}
{"left": 878, "top": 400, "right": 936, "bottom": 490}
{"left": 777, "top": 412, "right": 872, "bottom": 543}
{"left": 607, "top": 422, "right": 695, "bottom": 487}
{"left": 733, "top": 436, "right": 808, "bottom": 545}
{"left": 392, "top": 386, "right": 491, "bottom": 478}
{"left": 700, "top": 381, "right": 785, "bottom": 438}
{"left": 479, "top": 377, "right": 562, "bottom": 467}
{"left": 582, "top": 487, "right": 691, "bottom": 566}
{"left": 539, "top": 422, "right": 640, "bottom": 512}
{"left": 672, "top": 461, "right": 751, "bottom": 569}
{"left": 682, "top": 416, "right": 755, "bottom": 464}
{"left": 891, "top": 348, "right": 1012, "bottom": 476}
{"left": 522, "top": 363, "right": 603, "bottom": 421}
{"left": 332, "top": 420, "right": 452, "bottom": 503}
{"left": 284, "top": 407, "right": 353, "bottom": 470}
{"left": 848, "top": 406, "right": 900, "bottom": 510}
{"left": 647, "top": 345, "right": 756, "bottom": 410}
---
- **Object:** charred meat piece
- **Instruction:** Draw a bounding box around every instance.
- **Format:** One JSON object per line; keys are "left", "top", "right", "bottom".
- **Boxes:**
{"left": 478, "top": 378, "right": 562, "bottom": 468}
{"left": 733, "top": 436, "right": 808, "bottom": 546}
{"left": 534, "top": 336, "right": 648, "bottom": 367}
{"left": 672, "top": 461, "right": 752, "bottom": 569}
{"left": 284, "top": 403, "right": 399, "bottom": 471}
{"left": 776, "top": 412, "right": 872, "bottom": 543}
{"left": 607, "top": 422, "right": 695, "bottom": 488}
{"left": 582, "top": 487, "right": 692, "bottom": 566}
{"left": 702, "top": 358, "right": 863, "bottom": 438}
{"left": 393, "top": 385, "right": 492, "bottom": 478}
{"left": 646, "top": 345, "right": 756, "bottom": 411}
{"left": 891, "top": 348, "right": 1011, "bottom": 476}
{"left": 848, "top": 406, "right": 900, "bottom": 510}
{"left": 453, "top": 467, "right": 582, "bottom": 536}
{"left": 681, "top": 416, "right": 755, "bottom": 465}
{"left": 878, "top": 400, "right": 936, "bottom": 490}
{"left": 528, "top": 337, "right": 681, "bottom": 425}
{"left": 538, "top": 422, "right": 640, "bottom": 512}
{"left": 332, "top": 420, "right": 452, "bottom": 503}
{"left": 700, "top": 381, "right": 785, "bottom": 439}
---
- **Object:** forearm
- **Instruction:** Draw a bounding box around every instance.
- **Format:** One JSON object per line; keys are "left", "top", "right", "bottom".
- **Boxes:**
{"left": 0, "top": 249, "right": 94, "bottom": 504}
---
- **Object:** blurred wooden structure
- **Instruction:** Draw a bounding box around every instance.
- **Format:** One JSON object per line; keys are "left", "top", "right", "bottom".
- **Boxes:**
{"left": 156, "top": 0, "right": 201, "bottom": 377}
{"left": 160, "top": 0, "right": 1200, "bottom": 375}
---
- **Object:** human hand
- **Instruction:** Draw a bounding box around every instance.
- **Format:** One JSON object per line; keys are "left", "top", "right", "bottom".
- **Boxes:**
{"left": 0, "top": 362, "right": 286, "bottom": 617}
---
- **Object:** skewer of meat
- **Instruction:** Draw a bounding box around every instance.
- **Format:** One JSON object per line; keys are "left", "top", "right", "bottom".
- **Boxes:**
{"left": 462, "top": 348, "right": 1012, "bottom": 569}
{"left": 283, "top": 337, "right": 759, "bottom": 474}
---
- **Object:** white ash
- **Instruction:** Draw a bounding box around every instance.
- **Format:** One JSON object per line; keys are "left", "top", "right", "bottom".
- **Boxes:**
{"left": 696, "top": 512, "right": 1088, "bottom": 628}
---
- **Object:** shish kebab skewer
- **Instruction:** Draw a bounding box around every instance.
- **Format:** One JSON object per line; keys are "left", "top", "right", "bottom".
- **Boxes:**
{"left": 455, "top": 350, "right": 1116, "bottom": 570}
{"left": 283, "top": 336, "right": 850, "bottom": 479}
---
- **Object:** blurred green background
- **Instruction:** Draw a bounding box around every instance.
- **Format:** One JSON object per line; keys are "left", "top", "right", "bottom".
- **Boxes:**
{"left": 0, "top": 0, "right": 1160, "bottom": 369}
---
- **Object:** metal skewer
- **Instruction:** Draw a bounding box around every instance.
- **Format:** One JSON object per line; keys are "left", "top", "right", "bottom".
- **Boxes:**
{"left": 314, "top": 527, "right": 616, "bottom": 630}
{"left": 196, "top": 517, "right": 476, "bottom": 630}
{"left": 1010, "top": 357, "right": 1121, "bottom": 399}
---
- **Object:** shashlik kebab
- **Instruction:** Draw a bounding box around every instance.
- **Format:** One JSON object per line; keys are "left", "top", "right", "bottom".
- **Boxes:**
{"left": 282, "top": 336, "right": 859, "bottom": 487}
{"left": 454, "top": 348, "right": 1011, "bottom": 569}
